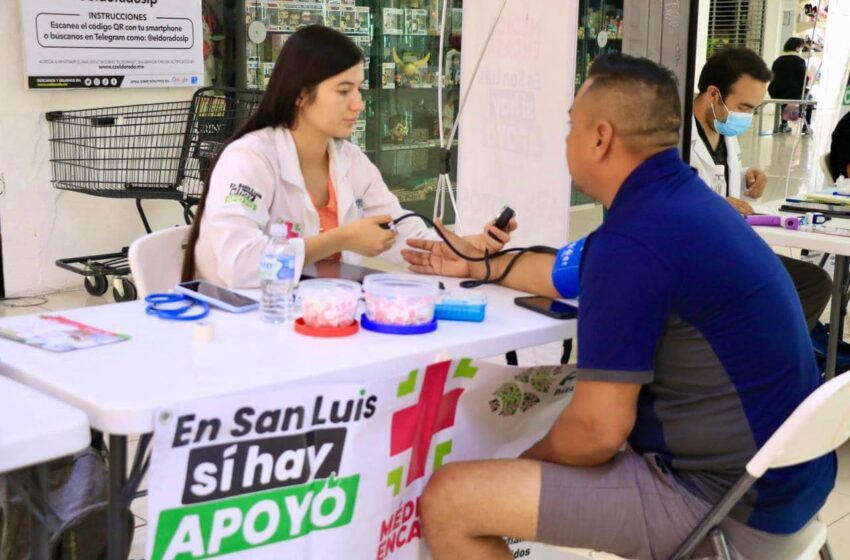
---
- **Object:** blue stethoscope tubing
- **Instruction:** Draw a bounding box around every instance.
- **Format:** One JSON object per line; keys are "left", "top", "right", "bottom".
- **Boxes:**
{"left": 144, "top": 293, "right": 210, "bottom": 321}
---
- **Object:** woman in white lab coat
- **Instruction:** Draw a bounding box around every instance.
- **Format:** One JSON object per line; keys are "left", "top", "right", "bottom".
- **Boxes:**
{"left": 182, "top": 25, "right": 511, "bottom": 288}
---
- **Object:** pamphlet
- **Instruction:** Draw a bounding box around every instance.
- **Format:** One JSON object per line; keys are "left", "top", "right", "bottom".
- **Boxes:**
{"left": 0, "top": 315, "right": 130, "bottom": 353}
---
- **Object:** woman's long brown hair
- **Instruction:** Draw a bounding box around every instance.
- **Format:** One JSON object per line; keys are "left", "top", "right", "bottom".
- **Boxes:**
{"left": 181, "top": 25, "right": 364, "bottom": 281}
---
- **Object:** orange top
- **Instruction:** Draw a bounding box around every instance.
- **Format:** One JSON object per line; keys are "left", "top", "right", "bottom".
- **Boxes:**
{"left": 309, "top": 175, "right": 341, "bottom": 261}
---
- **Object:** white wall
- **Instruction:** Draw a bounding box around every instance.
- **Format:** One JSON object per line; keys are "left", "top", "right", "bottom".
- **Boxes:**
{"left": 694, "top": 0, "right": 711, "bottom": 85}
{"left": 762, "top": 0, "right": 787, "bottom": 66}
{"left": 456, "top": 0, "right": 577, "bottom": 248}
{"left": 0, "top": 0, "right": 195, "bottom": 297}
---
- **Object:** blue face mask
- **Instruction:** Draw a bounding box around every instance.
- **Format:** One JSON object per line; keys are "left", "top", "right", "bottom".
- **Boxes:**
{"left": 711, "top": 96, "right": 753, "bottom": 137}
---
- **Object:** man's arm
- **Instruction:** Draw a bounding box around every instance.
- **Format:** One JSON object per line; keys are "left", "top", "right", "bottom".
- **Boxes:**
{"left": 402, "top": 219, "right": 562, "bottom": 298}
{"left": 521, "top": 380, "right": 640, "bottom": 466}
{"left": 469, "top": 252, "right": 561, "bottom": 298}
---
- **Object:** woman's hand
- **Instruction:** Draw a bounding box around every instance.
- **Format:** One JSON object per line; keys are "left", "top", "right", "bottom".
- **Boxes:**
{"left": 339, "top": 215, "right": 398, "bottom": 257}
{"left": 464, "top": 218, "right": 518, "bottom": 254}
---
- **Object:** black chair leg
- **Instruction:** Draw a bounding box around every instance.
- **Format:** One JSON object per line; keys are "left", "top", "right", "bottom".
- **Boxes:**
{"left": 819, "top": 542, "right": 835, "bottom": 560}
{"left": 560, "top": 339, "right": 573, "bottom": 365}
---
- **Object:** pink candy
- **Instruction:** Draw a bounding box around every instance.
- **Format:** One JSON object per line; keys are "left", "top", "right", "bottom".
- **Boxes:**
{"left": 365, "top": 294, "right": 435, "bottom": 326}
{"left": 298, "top": 280, "right": 361, "bottom": 328}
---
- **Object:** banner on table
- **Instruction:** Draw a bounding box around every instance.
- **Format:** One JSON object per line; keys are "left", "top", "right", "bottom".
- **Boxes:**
{"left": 147, "top": 359, "right": 580, "bottom": 560}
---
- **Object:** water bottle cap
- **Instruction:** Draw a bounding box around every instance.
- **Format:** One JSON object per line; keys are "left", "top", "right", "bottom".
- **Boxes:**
{"left": 269, "top": 223, "right": 288, "bottom": 238}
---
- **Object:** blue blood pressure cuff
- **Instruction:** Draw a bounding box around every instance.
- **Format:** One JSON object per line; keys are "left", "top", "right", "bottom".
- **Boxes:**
{"left": 551, "top": 237, "right": 586, "bottom": 298}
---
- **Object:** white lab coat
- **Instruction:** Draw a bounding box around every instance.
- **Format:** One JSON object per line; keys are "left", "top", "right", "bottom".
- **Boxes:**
{"left": 690, "top": 120, "right": 753, "bottom": 201}
{"left": 194, "top": 126, "right": 432, "bottom": 288}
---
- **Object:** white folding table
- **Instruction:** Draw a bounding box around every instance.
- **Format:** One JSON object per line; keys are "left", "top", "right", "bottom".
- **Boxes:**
{"left": 0, "top": 276, "right": 576, "bottom": 559}
{"left": 0, "top": 376, "right": 90, "bottom": 560}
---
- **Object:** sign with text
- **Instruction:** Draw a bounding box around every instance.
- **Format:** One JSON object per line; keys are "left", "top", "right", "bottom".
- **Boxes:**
{"left": 20, "top": 0, "right": 203, "bottom": 89}
{"left": 457, "top": 0, "right": 578, "bottom": 249}
{"left": 147, "top": 359, "right": 583, "bottom": 559}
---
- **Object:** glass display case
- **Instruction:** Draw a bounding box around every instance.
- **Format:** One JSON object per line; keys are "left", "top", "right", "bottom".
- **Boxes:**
{"left": 571, "top": 0, "right": 624, "bottom": 206}
{"left": 239, "top": 0, "right": 462, "bottom": 222}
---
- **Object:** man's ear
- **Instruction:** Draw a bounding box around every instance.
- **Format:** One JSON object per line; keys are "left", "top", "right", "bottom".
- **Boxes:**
{"left": 708, "top": 85, "right": 721, "bottom": 103}
{"left": 595, "top": 121, "right": 614, "bottom": 160}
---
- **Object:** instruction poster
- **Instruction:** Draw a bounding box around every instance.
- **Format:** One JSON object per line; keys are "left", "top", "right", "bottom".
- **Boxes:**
{"left": 147, "top": 359, "right": 583, "bottom": 559}
{"left": 21, "top": 0, "right": 204, "bottom": 89}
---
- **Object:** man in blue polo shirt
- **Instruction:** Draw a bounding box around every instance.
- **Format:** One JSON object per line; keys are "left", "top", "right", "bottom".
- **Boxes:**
{"left": 402, "top": 53, "right": 835, "bottom": 559}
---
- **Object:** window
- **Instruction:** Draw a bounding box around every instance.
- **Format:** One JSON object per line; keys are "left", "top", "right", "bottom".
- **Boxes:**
{"left": 706, "top": 0, "right": 767, "bottom": 58}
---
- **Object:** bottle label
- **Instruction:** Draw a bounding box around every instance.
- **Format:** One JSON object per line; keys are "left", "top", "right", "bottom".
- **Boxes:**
{"left": 260, "top": 254, "right": 295, "bottom": 281}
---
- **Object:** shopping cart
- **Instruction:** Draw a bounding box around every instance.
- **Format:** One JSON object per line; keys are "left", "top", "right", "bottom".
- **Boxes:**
{"left": 46, "top": 87, "right": 263, "bottom": 301}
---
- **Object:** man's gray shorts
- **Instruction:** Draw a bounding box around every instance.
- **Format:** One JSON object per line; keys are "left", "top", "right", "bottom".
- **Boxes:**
{"left": 536, "top": 451, "right": 820, "bottom": 560}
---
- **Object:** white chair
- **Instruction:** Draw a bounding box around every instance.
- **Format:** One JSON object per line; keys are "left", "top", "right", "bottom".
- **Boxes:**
{"left": 820, "top": 152, "right": 836, "bottom": 186}
{"left": 669, "top": 371, "right": 850, "bottom": 560}
{"left": 128, "top": 225, "right": 191, "bottom": 297}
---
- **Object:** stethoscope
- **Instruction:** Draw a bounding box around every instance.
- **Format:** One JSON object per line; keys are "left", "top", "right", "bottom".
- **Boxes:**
{"left": 144, "top": 294, "right": 210, "bottom": 321}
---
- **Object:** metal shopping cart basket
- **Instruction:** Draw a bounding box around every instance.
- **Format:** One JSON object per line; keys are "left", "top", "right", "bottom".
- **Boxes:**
{"left": 46, "top": 87, "right": 263, "bottom": 301}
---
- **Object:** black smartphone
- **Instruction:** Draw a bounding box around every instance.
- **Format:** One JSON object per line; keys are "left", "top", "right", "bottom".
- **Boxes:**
{"left": 300, "top": 260, "right": 383, "bottom": 283}
{"left": 514, "top": 296, "right": 577, "bottom": 319}
{"left": 781, "top": 202, "right": 850, "bottom": 217}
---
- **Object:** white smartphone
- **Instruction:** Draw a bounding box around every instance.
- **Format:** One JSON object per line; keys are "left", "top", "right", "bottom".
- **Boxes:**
{"left": 175, "top": 281, "right": 260, "bottom": 313}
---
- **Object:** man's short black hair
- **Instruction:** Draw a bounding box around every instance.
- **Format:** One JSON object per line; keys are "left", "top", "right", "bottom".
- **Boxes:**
{"left": 783, "top": 37, "right": 805, "bottom": 52}
{"left": 587, "top": 53, "right": 682, "bottom": 151}
{"left": 698, "top": 48, "right": 773, "bottom": 97}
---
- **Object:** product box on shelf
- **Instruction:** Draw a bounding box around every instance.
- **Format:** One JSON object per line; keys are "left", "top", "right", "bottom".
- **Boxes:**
{"left": 261, "top": 62, "right": 275, "bottom": 88}
{"left": 350, "top": 120, "right": 367, "bottom": 151}
{"left": 427, "top": 5, "right": 441, "bottom": 35}
{"left": 352, "top": 34, "right": 371, "bottom": 54}
{"left": 270, "top": 34, "right": 288, "bottom": 61}
{"left": 325, "top": 8, "right": 341, "bottom": 30}
{"left": 341, "top": 5, "right": 370, "bottom": 35}
{"left": 247, "top": 1, "right": 264, "bottom": 24}
{"left": 279, "top": 2, "right": 325, "bottom": 33}
{"left": 265, "top": 2, "right": 280, "bottom": 31}
{"left": 382, "top": 62, "right": 396, "bottom": 89}
{"left": 405, "top": 9, "right": 428, "bottom": 35}
{"left": 383, "top": 8, "right": 404, "bottom": 35}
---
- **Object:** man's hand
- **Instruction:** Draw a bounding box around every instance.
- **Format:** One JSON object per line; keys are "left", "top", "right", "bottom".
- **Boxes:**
{"left": 726, "top": 196, "right": 755, "bottom": 216}
{"left": 745, "top": 168, "right": 768, "bottom": 199}
{"left": 465, "top": 218, "right": 519, "bottom": 254}
{"left": 402, "top": 219, "right": 473, "bottom": 278}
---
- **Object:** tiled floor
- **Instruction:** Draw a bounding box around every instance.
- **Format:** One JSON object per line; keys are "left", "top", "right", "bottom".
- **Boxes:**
{"left": 9, "top": 127, "right": 848, "bottom": 558}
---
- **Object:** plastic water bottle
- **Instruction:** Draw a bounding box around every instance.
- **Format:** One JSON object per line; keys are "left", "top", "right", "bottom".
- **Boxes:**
{"left": 259, "top": 224, "right": 296, "bottom": 323}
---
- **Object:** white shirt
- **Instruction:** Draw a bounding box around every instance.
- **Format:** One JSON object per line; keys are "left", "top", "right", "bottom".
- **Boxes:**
{"left": 195, "top": 126, "right": 432, "bottom": 288}
{"left": 690, "top": 119, "right": 754, "bottom": 201}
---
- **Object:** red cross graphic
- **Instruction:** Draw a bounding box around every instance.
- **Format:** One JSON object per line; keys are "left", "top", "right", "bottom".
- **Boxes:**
{"left": 390, "top": 361, "right": 464, "bottom": 485}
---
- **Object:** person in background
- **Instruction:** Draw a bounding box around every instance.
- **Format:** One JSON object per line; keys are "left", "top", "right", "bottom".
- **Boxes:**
{"left": 769, "top": 37, "right": 813, "bottom": 134}
{"left": 691, "top": 48, "right": 831, "bottom": 331}
{"left": 830, "top": 110, "right": 850, "bottom": 181}
{"left": 182, "top": 26, "right": 513, "bottom": 288}
{"left": 403, "top": 53, "right": 835, "bottom": 560}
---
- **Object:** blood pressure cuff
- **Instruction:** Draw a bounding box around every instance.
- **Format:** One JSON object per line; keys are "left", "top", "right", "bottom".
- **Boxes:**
{"left": 551, "top": 237, "right": 586, "bottom": 298}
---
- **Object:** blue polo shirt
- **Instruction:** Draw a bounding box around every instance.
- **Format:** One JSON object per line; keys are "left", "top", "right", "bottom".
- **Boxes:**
{"left": 553, "top": 148, "right": 835, "bottom": 534}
